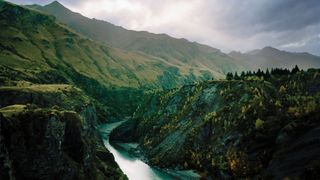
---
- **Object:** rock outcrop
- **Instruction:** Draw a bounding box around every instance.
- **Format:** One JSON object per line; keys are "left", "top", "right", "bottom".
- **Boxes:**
{"left": 111, "top": 69, "right": 320, "bottom": 179}
{"left": 0, "top": 84, "right": 127, "bottom": 180}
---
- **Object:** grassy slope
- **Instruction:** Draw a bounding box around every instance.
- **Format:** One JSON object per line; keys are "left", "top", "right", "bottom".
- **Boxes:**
{"left": 28, "top": 1, "right": 245, "bottom": 79}
{"left": 0, "top": 2, "right": 147, "bottom": 88}
{"left": 0, "top": 1, "right": 217, "bottom": 91}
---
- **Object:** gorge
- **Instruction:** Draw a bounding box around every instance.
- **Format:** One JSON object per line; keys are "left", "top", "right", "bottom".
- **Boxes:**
{"left": 1, "top": 1, "right": 320, "bottom": 179}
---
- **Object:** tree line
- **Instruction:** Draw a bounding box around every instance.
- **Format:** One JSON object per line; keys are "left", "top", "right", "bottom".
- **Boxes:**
{"left": 226, "top": 65, "right": 300, "bottom": 80}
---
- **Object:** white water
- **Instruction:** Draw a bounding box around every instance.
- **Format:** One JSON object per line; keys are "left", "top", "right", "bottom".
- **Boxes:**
{"left": 99, "top": 122, "right": 200, "bottom": 180}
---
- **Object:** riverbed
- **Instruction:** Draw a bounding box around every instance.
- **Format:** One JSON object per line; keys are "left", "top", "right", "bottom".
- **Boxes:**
{"left": 99, "top": 122, "right": 200, "bottom": 180}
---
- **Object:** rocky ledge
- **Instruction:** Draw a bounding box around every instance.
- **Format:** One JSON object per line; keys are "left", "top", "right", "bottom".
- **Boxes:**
{"left": 0, "top": 83, "right": 127, "bottom": 179}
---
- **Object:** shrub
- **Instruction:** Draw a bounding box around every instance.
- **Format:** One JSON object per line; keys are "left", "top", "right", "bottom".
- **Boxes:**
{"left": 255, "top": 118, "right": 264, "bottom": 129}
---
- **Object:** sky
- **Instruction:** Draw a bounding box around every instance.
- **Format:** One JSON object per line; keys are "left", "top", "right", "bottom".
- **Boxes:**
{"left": 7, "top": 0, "right": 320, "bottom": 55}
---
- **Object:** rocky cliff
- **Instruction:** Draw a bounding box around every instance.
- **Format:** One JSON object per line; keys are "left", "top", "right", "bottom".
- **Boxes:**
{"left": 111, "top": 69, "right": 320, "bottom": 179}
{"left": 0, "top": 83, "right": 127, "bottom": 179}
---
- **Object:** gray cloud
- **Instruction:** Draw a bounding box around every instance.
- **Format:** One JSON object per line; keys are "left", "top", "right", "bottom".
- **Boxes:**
{"left": 5, "top": 0, "right": 320, "bottom": 55}
{"left": 208, "top": 0, "right": 320, "bottom": 35}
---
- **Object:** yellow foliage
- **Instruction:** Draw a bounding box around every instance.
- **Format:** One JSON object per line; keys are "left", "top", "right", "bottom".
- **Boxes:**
{"left": 288, "top": 107, "right": 300, "bottom": 117}
{"left": 144, "top": 138, "right": 152, "bottom": 146}
{"left": 253, "top": 87, "right": 261, "bottom": 97}
{"left": 219, "top": 90, "right": 224, "bottom": 95}
{"left": 279, "top": 85, "right": 286, "bottom": 93}
{"left": 259, "top": 101, "right": 263, "bottom": 107}
{"left": 204, "top": 111, "right": 217, "bottom": 122}
{"left": 227, "top": 150, "right": 250, "bottom": 176}
{"left": 255, "top": 118, "right": 264, "bottom": 129}
{"left": 275, "top": 100, "right": 282, "bottom": 107}
{"left": 241, "top": 106, "right": 247, "bottom": 113}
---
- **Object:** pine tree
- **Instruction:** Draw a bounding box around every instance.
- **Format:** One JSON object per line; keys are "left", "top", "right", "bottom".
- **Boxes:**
{"left": 240, "top": 71, "right": 245, "bottom": 80}
{"left": 226, "top": 72, "right": 233, "bottom": 80}
{"left": 234, "top": 72, "right": 240, "bottom": 80}
{"left": 265, "top": 68, "right": 271, "bottom": 79}
{"left": 292, "top": 65, "right": 300, "bottom": 74}
{"left": 257, "top": 69, "right": 263, "bottom": 77}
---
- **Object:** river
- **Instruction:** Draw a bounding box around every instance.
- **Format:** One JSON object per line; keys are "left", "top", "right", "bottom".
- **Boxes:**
{"left": 99, "top": 121, "right": 200, "bottom": 180}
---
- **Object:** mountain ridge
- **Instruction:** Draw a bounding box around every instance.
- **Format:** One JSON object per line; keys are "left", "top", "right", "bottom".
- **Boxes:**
{"left": 1, "top": 0, "right": 232, "bottom": 92}
{"left": 229, "top": 46, "right": 320, "bottom": 70}
{"left": 27, "top": 1, "right": 245, "bottom": 76}
{"left": 29, "top": 1, "right": 320, "bottom": 73}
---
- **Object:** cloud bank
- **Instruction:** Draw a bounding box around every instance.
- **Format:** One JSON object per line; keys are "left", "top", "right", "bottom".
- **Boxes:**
{"left": 7, "top": 0, "right": 320, "bottom": 55}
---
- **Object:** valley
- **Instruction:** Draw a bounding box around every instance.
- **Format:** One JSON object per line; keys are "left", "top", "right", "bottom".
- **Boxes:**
{"left": 1, "top": 0, "right": 320, "bottom": 179}
{"left": 110, "top": 69, "right": 320, "bottom": 179}
{"left": 100, "top": 121, "right": 200, "bottom": 180}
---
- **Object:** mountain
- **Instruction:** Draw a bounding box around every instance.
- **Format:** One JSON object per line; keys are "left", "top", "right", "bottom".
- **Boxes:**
{"left": 229, "top": 46, "right": 320, "bottom": 70}
{"left": 111, "top": 69, "right": 320, "bottom": 179}
{"left": 2, "top": 1, "right": 320, "bottom": 179}
{"left": 2, "top": 1, "right": 204, "bottom": 90}
{"left": 0, "top": 2, "right": 129, "bottom": 179}
{"left": 27, "top": 1, "right": 245, "bottom": 78}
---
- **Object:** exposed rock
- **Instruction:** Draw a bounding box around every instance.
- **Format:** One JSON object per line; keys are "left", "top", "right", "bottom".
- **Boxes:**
{"left": 0, "top": 84, "right": 127, "bottom": 180}
{"left": 0, "top": 105, "right": 126, "bottom": 180}
{"left": 111, "top": 70, "right": 320, "bottom": 179}
{"left": 263, "top": 126, "right": 320, "bottom": 179}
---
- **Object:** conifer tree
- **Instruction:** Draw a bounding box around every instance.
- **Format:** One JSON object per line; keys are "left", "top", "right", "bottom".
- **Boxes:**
{"left": 292, "top": 65, "right": 300, "bottom": 74}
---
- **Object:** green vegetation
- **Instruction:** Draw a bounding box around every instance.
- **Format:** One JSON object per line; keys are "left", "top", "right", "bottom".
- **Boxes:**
{"left": 0, "top": 81, "right": 127, "bottom": 179}
{"left": 0, "top": 0, "right": 244, "bottom": 121}
{"left": 0, "top": 0, "right": 240, "bottom": 94}
{"left": 226, "top": 65, "right": 301, "bottom": 81}
{"left": 1, "top": 1, "right": 320, "bottom": 179}
{"left": 112, "top": 68, "right": 320, "bottom": 179}
{"left": 28, "top": 1, "right": 246, "bottom": 80}
{"left": 0, "top": 1, "right": 145, "bottom": 120}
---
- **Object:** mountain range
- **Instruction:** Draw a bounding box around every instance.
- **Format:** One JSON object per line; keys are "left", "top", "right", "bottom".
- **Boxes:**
{"left": 29, "top": 1, "right": 320, "bottom": 73}
{"left": 1, "top": 1, "right": 320, "bottom": 179}
{"left": 1, "top": 1, "right": 318, "bottom": 91}
{"left": 28, "top": 1, "right": 244, "bottom": 78}
{"left": 229, "top": 46, "right": 320, "bottom": 70}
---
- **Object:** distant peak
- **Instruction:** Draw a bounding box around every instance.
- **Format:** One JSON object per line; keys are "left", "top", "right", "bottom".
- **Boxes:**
{"left": 46, "top": 1, "right": 65, "bottom": 8}
{"left": 261, "top": 46, "right": 279, "bottom": 52}
{"left": 229, "top": 50, "right": 242, "bottom": 55}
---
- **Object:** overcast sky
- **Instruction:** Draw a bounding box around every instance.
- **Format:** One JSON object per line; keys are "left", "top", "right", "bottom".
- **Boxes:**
{"left": 7, "top": 0, "right": 320, "bottom": 55}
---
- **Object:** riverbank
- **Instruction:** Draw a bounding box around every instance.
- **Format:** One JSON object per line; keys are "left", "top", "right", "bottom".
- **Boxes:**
{"left": 99, "top": 122, "right": 200, "bottom": 180}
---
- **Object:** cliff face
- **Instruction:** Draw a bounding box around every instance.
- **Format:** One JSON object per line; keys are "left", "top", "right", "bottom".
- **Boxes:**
{"left": 0, "top": 84, "right": 127, "bottom": 179}
{"left": 111, "top": 69, "right": 320, "bottom": 179}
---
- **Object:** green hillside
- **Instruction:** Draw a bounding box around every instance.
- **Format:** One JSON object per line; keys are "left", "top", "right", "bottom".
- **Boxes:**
{"left": 2, "top": 1, "right": 320, "bottom": 179}
{"left": 28, "top": 1, "right": 245, "bottom": 78}
{"left": 0, "top": 0, "right": 232, "bottom": 119}
{"left": 1, "top": 1, "right": 195, "bottom": 89}
{"left": 111, "top": 68, "right": 320, "bottom": 179}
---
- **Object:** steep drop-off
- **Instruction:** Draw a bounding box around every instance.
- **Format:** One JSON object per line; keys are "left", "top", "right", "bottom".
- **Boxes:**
{"left": 0, "top": 83, "right": 127, "bottom": 179}
{"left": 111, "top": 69, "right": 320, "bottom": 179}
